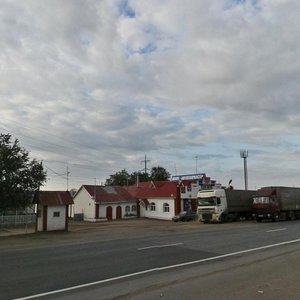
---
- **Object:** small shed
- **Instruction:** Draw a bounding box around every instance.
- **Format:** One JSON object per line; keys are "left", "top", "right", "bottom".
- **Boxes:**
{"left": 35, "top": 191, "right": 74, "bottom": 232}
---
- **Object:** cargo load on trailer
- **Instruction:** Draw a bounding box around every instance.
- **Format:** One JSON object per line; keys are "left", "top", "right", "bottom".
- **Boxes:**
{"left": 252, "top": 186, "right": 300, "bottom": 222}
{"left": 197, "top": 188, "right": 256, "bottom": 223}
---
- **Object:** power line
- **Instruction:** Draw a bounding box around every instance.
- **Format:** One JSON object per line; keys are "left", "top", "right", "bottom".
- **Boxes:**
{"left": 44, "top": 165, "right": 68, "bottom": 178}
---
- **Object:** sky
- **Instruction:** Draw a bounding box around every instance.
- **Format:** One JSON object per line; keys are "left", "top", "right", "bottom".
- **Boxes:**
{"left": 1, "top": 0, "right": 300, "bottom": 191}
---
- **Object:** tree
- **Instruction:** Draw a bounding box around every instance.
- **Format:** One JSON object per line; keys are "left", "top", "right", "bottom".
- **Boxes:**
{"left": 0, "top": 134, "right": 47, "bottom": 213}
{"left": 150, "top": 166, "right": 170, "bottom": 181}
{"left": 105, "top": 166, "right": 170, "bottom": 186}
{"left": 129, "top": 171, "right": 150, "bottom": 184}
{"left": 105, "top": 169, "right": 132, "bottom": 186}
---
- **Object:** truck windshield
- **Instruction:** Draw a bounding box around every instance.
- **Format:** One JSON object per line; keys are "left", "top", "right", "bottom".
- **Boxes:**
{"left": 198, "top": 197, "right": 217, "bottom": 206}
{"left": 253, "top": 196, "right": 270, "bottom": 204}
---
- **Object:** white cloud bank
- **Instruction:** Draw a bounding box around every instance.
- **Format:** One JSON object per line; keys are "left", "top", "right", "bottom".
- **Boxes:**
{"left": 1, "top": 0, "right": 300, "bottom": 190}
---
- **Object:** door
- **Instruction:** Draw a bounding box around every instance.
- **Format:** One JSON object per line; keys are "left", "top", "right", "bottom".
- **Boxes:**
{"left": 116, "top": 206, "right": 122, "bottom": 219}
{"left": 95, "top": 204, "right": 99, "bottom": 219}
{"left": 106, "top": 206, "right": 112, "bottom": 221}
{"left": 137, "top": 202, "right": 140, "bottom": 218}
{"left": 42, "top": 205, "right": 48, "bottom": 232}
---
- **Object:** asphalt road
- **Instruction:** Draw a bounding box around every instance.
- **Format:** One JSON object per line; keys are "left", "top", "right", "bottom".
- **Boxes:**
{"left": 1, "top": 219, "right": 300, "bottom": 300}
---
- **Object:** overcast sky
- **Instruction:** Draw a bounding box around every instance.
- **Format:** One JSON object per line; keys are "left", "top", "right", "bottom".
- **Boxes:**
{"left": 1, "top": 0, "right": 300, "bottom": 191}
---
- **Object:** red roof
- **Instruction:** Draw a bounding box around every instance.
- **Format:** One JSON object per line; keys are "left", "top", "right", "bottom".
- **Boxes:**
{"left": 79, "top": 181, "right": 179, "bottom": 204}
{"left": 35, "top": 191, "right": 73, "bottom": 206}
{"left": 83, "top": 185, "right": 136, "bottom": 203}
{"left": 124, "top": 181, "right": 178, "bottom": 199}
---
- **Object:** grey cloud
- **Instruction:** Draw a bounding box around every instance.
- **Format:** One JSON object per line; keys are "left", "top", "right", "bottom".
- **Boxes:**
{"left": 1, "top": 0, "right": 300, "bottom": 190}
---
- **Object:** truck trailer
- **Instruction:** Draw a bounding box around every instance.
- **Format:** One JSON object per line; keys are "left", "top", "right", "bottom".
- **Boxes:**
{"left": 197, "top": 188, "right": 256, "bottom": 223}
{"left": 252, "top": 186, "right": 300, "bottom": 222}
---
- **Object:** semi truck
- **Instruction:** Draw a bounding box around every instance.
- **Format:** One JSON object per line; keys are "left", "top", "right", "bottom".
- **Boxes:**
{"left": 252, "top": 186, "right": 300, "bottom": 222}
{"left": 197, "top": 188, "right": 256, "bottom": 223}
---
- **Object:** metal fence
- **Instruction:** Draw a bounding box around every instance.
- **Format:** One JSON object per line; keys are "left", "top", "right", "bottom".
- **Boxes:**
{"left": 0, "top": 214, "right": 36, "bottom": 227}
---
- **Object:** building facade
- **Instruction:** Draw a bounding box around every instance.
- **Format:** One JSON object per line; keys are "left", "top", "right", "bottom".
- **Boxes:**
{"left": 35, "top": 191, "right": 73, "bottom": 232}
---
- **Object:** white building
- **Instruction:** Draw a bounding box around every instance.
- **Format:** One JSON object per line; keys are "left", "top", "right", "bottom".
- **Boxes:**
{"left": 72, "top": 178, "right": 216, "bottom": 222}
{"left": 126, "top": 181, "right": 181, "bottom": 220}
{"left": 35, "top": 191, "right": 73, "bottom": 232}
{"left": 72, "top": 185, "right": 137, "bottom": 222}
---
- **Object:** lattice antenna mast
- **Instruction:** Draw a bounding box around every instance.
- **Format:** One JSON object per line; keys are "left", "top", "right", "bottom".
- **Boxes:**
{"left": 141, "top": 154, "right": 151, "bottom": 173}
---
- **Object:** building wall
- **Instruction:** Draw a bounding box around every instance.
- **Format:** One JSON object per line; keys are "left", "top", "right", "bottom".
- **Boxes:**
{"left": 72, "top": 188, "right": 95, "bottom": 221}
{"left": 98, "top": 202, "right": 137, "bottom": 219}
{"left": 73, "top": 187, "right": 137, "bottom": 221}
{"left": 140, "top": 198, "right": 175, "bottom": 220}
{"left": 37, "top": 205, "right": 67, "bottom": 231}
{"left": 180, "top": 182, "right": 204, "bottom": 212}
{"left": 37, "top": 205, "right": 43, "bottom": 231}
{"left": 46, "top": 206, "right": 66, "bottom": 231}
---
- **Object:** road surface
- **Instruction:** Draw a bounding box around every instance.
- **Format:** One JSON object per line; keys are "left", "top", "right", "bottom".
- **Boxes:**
{"left": 1, "top": 219, "right": 300, "bottom": 299}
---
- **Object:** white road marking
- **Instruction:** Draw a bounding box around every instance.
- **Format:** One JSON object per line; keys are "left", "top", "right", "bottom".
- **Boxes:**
{"left": 266, "top": 228, "right": 287, "bottom": 233}
{"left": 138, "top": 243, "right": 183, "bottom": 250}
{"left": 14, "top": 238, "right": 300, "bottom": 300}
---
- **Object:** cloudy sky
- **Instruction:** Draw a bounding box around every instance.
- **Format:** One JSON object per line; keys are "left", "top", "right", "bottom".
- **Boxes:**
{"left": 1, "top": 0, "right": 300, "bottom": 191}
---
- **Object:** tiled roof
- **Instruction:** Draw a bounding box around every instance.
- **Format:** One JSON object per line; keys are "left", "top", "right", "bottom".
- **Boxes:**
{"left": 79, "top": 181, "right": 180, "bottom": 204}
{"left": 35, "top": 191, "right": 74, "bottom": 206}
{"left": 83, "top": 185, "right": 136, "bottom": 203}
{"left": 125, "top": 181, "right": 178, "bottom": 199}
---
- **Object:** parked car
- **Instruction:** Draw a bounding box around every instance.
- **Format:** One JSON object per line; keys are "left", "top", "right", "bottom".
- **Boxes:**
{"left": 172, "top": 211, "right": 198, "bottom": 222}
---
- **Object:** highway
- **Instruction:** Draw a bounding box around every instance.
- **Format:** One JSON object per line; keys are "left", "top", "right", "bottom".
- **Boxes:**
{"left": 1, "top": 219, "right": 300, "bottom": 299}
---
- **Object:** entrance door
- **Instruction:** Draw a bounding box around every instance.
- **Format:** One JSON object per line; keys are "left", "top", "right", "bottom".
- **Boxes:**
{"left": 42, "top": 205, "right": 48, "bottom": 232}
{"left": 95, "top": 204, "right": 99, "bottom": 219}
{"left": 106, "top": 206, "right": 113, "bottom": 220}
{"left": 116, "top": 206, "right": 122, "bottom": 219}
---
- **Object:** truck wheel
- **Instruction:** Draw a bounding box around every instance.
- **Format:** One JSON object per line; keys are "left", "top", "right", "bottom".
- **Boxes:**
{"left": 272, "top": 213, "right": 279, "bottom": 222}
{"left": 220, "top": 214, "right": 226, "bottom": 223}
{"left": 256, "top": 217, "right": 262, "bottom": 222}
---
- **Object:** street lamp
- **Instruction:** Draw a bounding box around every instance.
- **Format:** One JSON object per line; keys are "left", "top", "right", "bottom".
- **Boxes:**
{"left": 240, "top": 150, "right": 248, "bottom": 190}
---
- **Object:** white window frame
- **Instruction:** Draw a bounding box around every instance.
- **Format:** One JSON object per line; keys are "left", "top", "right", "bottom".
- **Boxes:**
{"left": 150, "top": 202, "right": 156, "bottom": 211}
{"left": 163, "top": 203, "right": 170, "bottom": 213}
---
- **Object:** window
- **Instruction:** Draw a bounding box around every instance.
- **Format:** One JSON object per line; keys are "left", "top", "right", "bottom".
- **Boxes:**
{"left": 150, "top": 202, "right": 156, "bottom": 211}
{"left": 198, "top": 197, "right": 217, "bottom": 206}
{"left": 53, "top": 211, "right": 60, "bottom": 217}
{"left": 131, "top": 205, "right": 136, "bottom": 212}
{"left": 253, "top": 197, "right": 270, "bottom": 204}
{"left": 125, "top": 206, "right": 130, "bottom": 213}
{"left": 163, "top": 203, "right": 170, "bottom": 213}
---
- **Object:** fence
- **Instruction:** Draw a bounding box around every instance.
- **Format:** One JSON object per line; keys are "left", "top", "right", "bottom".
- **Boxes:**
{"left": 0, "top": 214, "right": 36, "bottom": 227}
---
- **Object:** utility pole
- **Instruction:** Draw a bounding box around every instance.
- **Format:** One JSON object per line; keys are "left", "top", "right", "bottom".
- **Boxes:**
{"left": 141, "top": 154, "right": 150, "bottom": 173}
{"left": 66, "top": 165, "right": 70, "bottom": 191}
{"left": 240, "top": 150, "right": 248, "bottom": 190}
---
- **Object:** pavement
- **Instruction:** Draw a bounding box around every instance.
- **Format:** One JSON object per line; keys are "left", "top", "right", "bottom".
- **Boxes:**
{"left": 0, "top": 224, "right": 36, "bottom": 236}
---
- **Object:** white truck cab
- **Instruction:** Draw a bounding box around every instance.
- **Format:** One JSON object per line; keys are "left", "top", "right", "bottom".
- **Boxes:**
{"left": 197, "top": 189, "right": 227, "bottom": 222}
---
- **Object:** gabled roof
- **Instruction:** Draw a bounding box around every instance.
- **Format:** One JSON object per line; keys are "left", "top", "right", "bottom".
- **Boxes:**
{"left": 76, "top": 181, "right": 179, "bottom": 204}
{"left": 125, "top": 181, "right": 178, "bottom": 199}
{"left": 35, "top": 191, "right": 73, "bottom": 206}
{"left": 82, "top": 185, "right": 136, "bottom": 203}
